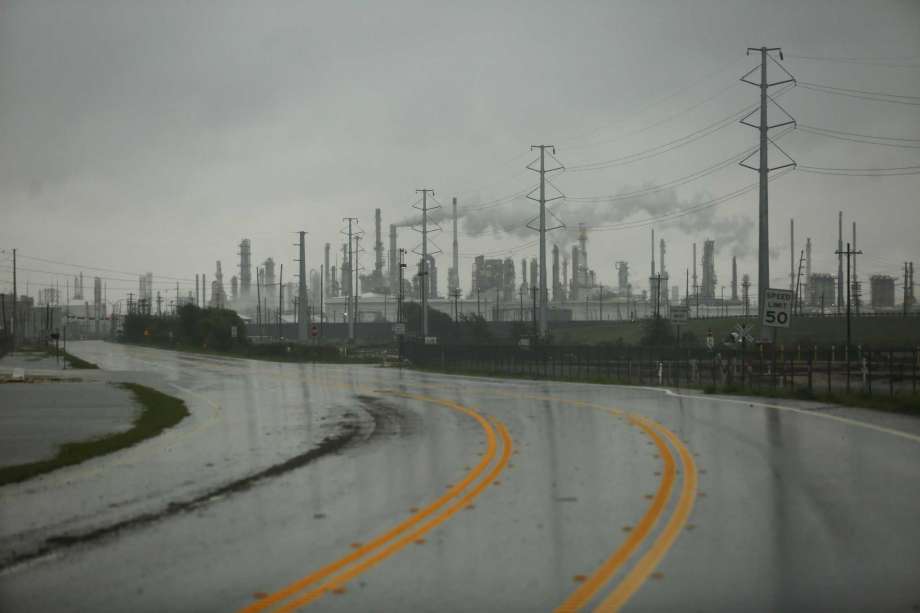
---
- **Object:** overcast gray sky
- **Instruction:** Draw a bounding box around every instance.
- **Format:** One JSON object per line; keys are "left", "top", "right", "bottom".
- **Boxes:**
{"left": 1, "top": 0, "right": 918, "bottom": 303}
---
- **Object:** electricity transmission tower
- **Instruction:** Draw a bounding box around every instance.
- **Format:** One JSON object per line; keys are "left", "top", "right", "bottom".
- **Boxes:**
{"left": 739, "top": 47, "right": 796, "bottom": 332}
{"left": 412, "top": 189, "right": 439, "bottom": 337}
{"left": 526, "top": 146, "right": 564, "bottom": 338}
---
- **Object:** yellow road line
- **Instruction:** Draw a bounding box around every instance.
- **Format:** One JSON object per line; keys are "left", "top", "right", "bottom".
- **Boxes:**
{"left": 240, "top": 392, "right": 500, "bottom": 613}
{"left": 555, "top": 413, "right": 677, "bottom": 612}
{"left": 595, "top": 417, "right": 698, "bottom": 612}
{"left": 274, "top": 418, "right": 514, "bottom": 612}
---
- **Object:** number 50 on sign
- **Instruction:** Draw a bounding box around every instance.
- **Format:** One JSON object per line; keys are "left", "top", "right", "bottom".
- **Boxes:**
{"left": 762, "top": 288, "right": 793, "bottom": 328}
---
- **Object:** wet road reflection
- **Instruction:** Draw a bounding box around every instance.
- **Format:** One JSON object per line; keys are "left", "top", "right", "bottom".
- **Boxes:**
{"left": 0, "top": 341, "right": 918, "bottom": 612}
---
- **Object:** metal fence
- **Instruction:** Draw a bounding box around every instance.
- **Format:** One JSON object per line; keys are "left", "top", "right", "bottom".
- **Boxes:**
{"left": 403, "top": 342, "right": 920, "bottom": 399}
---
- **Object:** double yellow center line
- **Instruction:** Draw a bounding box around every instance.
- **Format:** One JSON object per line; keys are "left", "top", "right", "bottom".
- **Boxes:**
{"left": 240, "top": 391, "right": 512, "bottom": 613}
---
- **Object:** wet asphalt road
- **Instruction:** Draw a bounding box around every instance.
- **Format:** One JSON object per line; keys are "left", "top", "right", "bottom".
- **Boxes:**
{"left": 2, "top": 340, "right": 920, "bottom": 612}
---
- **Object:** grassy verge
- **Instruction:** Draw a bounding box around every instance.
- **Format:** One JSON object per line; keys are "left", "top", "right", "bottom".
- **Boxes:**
{"left": 0, "top": 383, "right": 189, "bottom": 486}
{"left": 62, "top": 350, "right": 99, "bottom": 369}
{"left": 13, "top": 344, "right": 99, "bottom": 369}
{"left": 410, "top": 365, "right": 920, "bottom": 415}
{"left": 700, "top": 383, "right": 920, "bottom": 414}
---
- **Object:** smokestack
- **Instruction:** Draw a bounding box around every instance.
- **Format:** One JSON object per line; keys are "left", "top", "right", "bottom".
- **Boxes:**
{"left": 805, "top": 237, "right": 812, "bottom": 280}
{"left": 239, "top": 239, "right": 252, "bottom": 298}
{"left": 324, "top": 243, "right": 331, "bottom": 292}
{"left": 692, "top": 243, "right": 697, "bottom": 296}
{"left": 521, "top": 258, "right": 528, "bottom": 289}
{"left": 450, "top": 197, "right": 459, "bottom": 294}
{"left": 910, "top": 262, "right": 915, "bottom": 305}
{"left": 731, "top": 256, "right": 738, "bottom": 301}
{"left": 374, "top": 208, "right": 383, "bottom": 275}
{"left": 562, "top": 254, "right": 569, "bottom": 301}
{"left": 659, "top": 238, "right": 666, "bottom": 278}
{"left": 651, "top": 228, "right": 656, "bottom": 277}
{"left": 838, "top": 211, "right": 844, "bottom": 307}
{"left": 570, "top": 246, "right": 579, "bottom": 300}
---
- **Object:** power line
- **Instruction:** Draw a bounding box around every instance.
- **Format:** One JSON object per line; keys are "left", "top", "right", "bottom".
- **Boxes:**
{"left": 564, "top": 107, "right": 748, "bottom": 172}
{"left": 561, "top": 131, "right": 791, "bottom": 203}
{"left": 798, "top": 124, "right": 920, "bottom": 149}
{"left": 585, "top": 170, "right": 792, "bottom": 232}
{"left": 561, "top": 79, "right": 744, "bottom": 152}
{"left": 799, "top": 81, "right": 920, "bottom": 106}
{"left": 564, "top": 87, "right": 794, "bottom": 173}
{"left": 557, "top": 56, "right": 747, "bottom": 147}
{"left": 785, "top": 53, "right": 920, "bottom": 68}
{"left": 12, "top": 252, "right": 197, "bottom": 283}
{"left": 797, "top": 164, "right": 920, "bottom": 176}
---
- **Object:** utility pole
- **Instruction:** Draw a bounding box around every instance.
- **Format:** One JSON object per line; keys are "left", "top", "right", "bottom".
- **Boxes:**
{"left": 852, "top": 221, "right": 859, "bottom": 314}
{"left": 256, "top": 268, "right": 262, "bottom": 329}
{"left": 740, "top": 46, "right": 796, "bottom": 332}
{"left": 397, "top": 248, "right": 406, "bottom": 324}
{"left": 836, "top": 243, "right": 862, "bottom": 353}
{"left": 790, "top": 218, "right": 795, "bottom": 292}
{"left": 905, "top": 263, "right": 912, "bottom": 311}
{"left": 278, "top": 263, "right": 283, "bottom": 341}
{"left": 353, "top": 235, "right": 362, "bottom": 332}
{"left": 413, "top": 189, "right": 437, "bottom": 337}
{"left": 11, "top": 248, "right": 16, "bottom": 351}
{"left": 527, "top": 145, "right": 563, "bottom": 339}
{"left": 319, "top": 264, "right": 324, "bottom": 335}
{"left": 297, "top": 231, "right": 308, "bottom": 341}
{"left": 794, "top": 249, "right": 805, "bottom": 315}
{"left": 343, "top": 217, "right": 358, "bottom": 342}
{"left": 838, "top": 212, "right": 844, "bottom": 311}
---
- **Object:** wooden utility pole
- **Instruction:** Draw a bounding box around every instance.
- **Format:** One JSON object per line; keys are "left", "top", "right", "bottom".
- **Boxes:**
{"left": 836, "top": 243, "right": 862, "bottom": 352}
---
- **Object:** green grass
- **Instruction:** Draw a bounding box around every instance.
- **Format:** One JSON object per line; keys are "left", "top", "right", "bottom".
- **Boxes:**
{"left": 62, "top": 350, "right": 99, "bottom": 369}
{"left": 0, "top": 383, "right": 189, "bottom": 486}
{"left": 701, "top": 383, "right": 920, "bottom": 414}
{"left": 14, "top": 345, "right": 99, "bottom": 369}
{"left": 551, "top": 315, "right": 920, "bottom": 349}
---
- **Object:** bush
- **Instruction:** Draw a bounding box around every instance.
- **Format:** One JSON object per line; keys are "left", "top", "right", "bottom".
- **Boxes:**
{"left": 124, "top": 305, "right": 246, "bottom": 351}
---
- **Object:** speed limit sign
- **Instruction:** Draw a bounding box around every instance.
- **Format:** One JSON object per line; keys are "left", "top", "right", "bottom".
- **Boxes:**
{"left": 762, "top": 288, "right": 793, "bottom": 328}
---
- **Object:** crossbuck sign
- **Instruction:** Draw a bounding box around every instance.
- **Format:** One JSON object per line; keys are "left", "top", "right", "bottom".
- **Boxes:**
{"left": 762, "top": 288, "right": 793, "bottom": 328}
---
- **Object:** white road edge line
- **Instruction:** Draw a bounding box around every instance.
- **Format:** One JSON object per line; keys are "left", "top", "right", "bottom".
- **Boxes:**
{"left": 637, "top": 386, "right": 920, "bottom": 445}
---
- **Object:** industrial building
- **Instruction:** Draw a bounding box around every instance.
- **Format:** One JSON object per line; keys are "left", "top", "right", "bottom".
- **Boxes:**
{"left": 871, "top": 275, "right": 896, "bottom": 309}
{"left": 808, "top": 273, "right": 836, "bottom": 308}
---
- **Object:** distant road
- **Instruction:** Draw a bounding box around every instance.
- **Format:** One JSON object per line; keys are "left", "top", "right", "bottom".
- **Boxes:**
{"left": 2, "top": 340, "right": 919, "bottom": 612}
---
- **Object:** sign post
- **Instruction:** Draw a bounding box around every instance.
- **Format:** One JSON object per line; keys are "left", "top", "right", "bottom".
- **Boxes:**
{"left": 671, "top": 305, "right": 689, "bottom": 346}
{"left": 762, "top": 288, "right": 793, "bottom": 330}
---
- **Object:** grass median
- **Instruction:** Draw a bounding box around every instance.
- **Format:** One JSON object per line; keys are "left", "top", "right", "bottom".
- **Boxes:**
{"left": 0, "top": 383, "right": 189, "bottom": 486}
